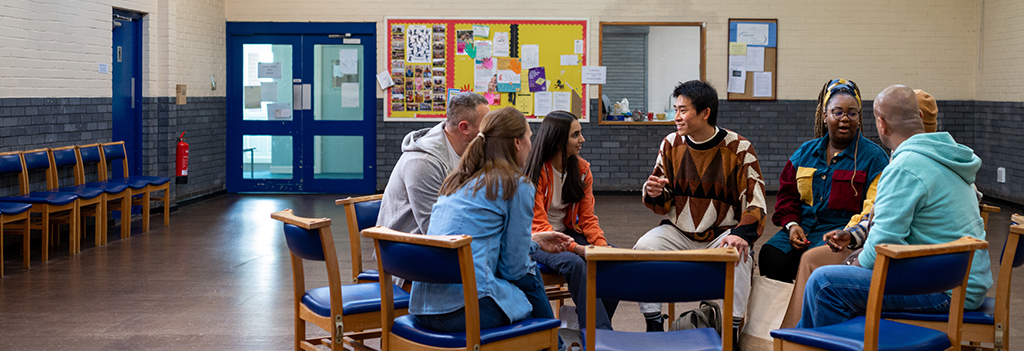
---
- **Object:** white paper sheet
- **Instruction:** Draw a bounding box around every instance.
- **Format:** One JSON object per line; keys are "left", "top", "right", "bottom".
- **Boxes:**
{"left": 339, "top": 49, "right": 358, "bottom": 75}
{"left": 574, "top": 40, "right": 584, "bottom": 54}
{"left": 729, "top": 55, "right": 746, "bottom": 72}
{"left": 553, "top": 92, "right": 571, "bottom": 112}
{"left": 260, "top": 82, "right": 278, "bottom": 102}
{"left": 753, "top": 71, "right": 772, "bottom": 97}
{"left": 341, "top": 83, "right": 360, "bottom": 108}
{"left": 581, "top": 66, "right": 606, "bottom": 84}
{"left": 473, "top": 25, "right": 489, "bottom": 38}
{"left": 534, "top": 91, "right": 553, "bottom": 117}
{"left": 736, "top": 23, "right": 770, "bottom": 46}
{"left": 376, "top": 70, "right": 395, "bottom": 89}
{"left": 560, "top": 54, "right": 578, "bottom": 66}
{"left": 258, "top": 62, "right": 282, "bottom": 79}
{"left": 727, "top": 70, "right": 747, "bottom": 94}
{"left": 496, "top": 70, "right": 520, "bottom": 84}
{"left": 406, "top": 25, "right": 431, "bottom": 63}
{"left": 474, "top": 58, "right": 497, "bottom": 92}
{"left": 493, "top": 32, "right": 510, "bottom": 57}
{"left": 244, "top": 86, "right": 261, "bottom": 109}
{"left": 521, "top": 45, "right": 539, "bottom": 69}
{"left": 267, "top": 103, "right": 292, "bottom": 120}
{"left": 474, "top": 40, "right": 492, "bottom": 60}
{"left": 745, "top": 47, "right": 765, "bottom": 72}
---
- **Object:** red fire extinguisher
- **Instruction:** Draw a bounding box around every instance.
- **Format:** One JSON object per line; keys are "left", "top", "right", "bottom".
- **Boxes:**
{"left": 176, "top": 132, "right": 189, "bottom": 184}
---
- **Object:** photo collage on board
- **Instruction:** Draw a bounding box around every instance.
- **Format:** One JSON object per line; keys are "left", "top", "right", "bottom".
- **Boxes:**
{"left": 390, "top": 25, "right": 406, "bottom": 112}
{"left": 393, "top": 23, "right": 448, "bottom": 113}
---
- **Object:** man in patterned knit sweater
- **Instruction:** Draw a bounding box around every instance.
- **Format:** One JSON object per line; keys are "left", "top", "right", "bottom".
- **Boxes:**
{"left": 636, "top": 80, "right": 767, "bottom": 337}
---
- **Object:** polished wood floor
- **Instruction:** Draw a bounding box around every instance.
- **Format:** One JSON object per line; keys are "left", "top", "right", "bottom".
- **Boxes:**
{"left": 1, "top": 194, "right": 1021, "bottom": 350}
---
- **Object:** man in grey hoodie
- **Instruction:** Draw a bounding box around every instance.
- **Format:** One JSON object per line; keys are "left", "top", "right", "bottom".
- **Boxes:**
{"left": 377, "top": 92, "right": 489, "bottom": 234}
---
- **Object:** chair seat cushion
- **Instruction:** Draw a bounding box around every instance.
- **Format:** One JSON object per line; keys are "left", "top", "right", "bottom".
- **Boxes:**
{"left": 584, "top": 328, "right": 722, "bottom": 351}
{"left": 357, "top": 270, "right": 379, "bottom": 282}
{"left": 882, "top": 296, "right": 995, "bottom": 325}
{"left": 0, "top": 193, "right": 78, "bottom": 206}
{"left": 302, "top": 283, "right": 410, "bottom": 317}
{"left": 770, "top": 316, "right": 951, "bottom": 351}
{"left": 0, "top": 202, "right": 33, "bottom": 215}
{"left": 392, "top": 314, "right": 559, "bottom": 348}
{"left": 53, "top": 186, "right": 104, "bottom": 200}
{"left": 131, "top": 176, "right": 172, "bottom": 185}
{"left": 80, "top": 181, "right": 130, "bottom": 194}
{"left": 538, "top": 262, "right": 556, "bottom": 274}
{"left": 96, "top": 178, "right": 151, "bottom": 190}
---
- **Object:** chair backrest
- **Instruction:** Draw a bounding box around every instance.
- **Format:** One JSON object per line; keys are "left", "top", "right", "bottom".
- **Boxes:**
{"left": 0, "top": 152, "right": 28, "bottom": 195}
{"left": 100, "top": 141, "right": 130, "bottom": 179}
{"left": 362, "top": 226, "right": 479, "bottom": 348}
{"left": 22, "top": 148, "right": 51, "bottom": 192}
{"left": 270, "top": 209, "right": 344, "bottom": 318}
{"left": 77, "top": 144, "right": 105, "bottom": 183}
{"left": 1004, "top": 214, "right": 1024, "bottom": 268}
{"left": 863, "top": 236, "right": 989, "bottom": 351}
{"left": 584, "top": 246, "right": 739, "bottom": 351}
{"left": 48, "top": 146, "right": 81, "bottom": 189}
{"left": 336, "top": 194, "right": 384, "bottom": 282}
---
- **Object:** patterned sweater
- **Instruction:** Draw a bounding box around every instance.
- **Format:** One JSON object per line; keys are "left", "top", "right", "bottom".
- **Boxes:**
{"left": 643, "top": 128, "right": 767, "bottom": 245}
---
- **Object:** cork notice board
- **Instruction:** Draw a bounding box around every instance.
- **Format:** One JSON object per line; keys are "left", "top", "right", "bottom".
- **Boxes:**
{"left": 726, "top": 19, "right": 777, "bottom": 101}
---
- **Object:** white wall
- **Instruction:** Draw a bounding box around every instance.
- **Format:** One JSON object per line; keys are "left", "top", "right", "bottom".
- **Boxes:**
{"left": 977, "top": 0, "right": 1024, "bottom": 101}
{"left": 647, "top": 26, "right": 702, "bottom": 114}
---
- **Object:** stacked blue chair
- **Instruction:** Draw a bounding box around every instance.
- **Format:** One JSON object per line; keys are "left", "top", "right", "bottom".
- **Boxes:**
{"left": 881, "top": 214, "right": 1024, "bottom": 351}
{"left": 363, "top": 225, "right": 561, "bottom": 351}
{"left": 771, "top": 236, "right": 989, "bottom": 351}
{"left": 99, "top": 141, "right": 171, "bottom": 233}
{"left": 336, "top": 194, "right": 385, "bottom": 284}
{"left": 0, "top": 150, "right": 81, "bottom": 259}
{"left": 0, "top": 201, "right": 33, "bottom": 277}
{"left": 47, "top": 146, "right": 106, "bottom": 248}
{"left": 78, "top": 143, "right": 133, "bottom": 239}
{"left": 583, "top": 245, "right": 740, "bottom": 351}
{"left": 271, "top": 209, "right": 411, "bottom": 351}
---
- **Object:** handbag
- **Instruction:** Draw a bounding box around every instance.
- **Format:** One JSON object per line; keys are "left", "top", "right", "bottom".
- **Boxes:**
{"left": 739, "top": 275, "right": 794, "bottom": 351}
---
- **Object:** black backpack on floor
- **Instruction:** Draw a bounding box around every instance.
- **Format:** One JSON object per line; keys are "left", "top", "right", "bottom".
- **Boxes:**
{"left": 669, "top": 300, "right": 722, "bottom": 335}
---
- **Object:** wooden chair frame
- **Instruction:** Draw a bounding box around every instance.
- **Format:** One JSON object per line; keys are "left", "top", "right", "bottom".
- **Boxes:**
{"left": 5, "top": 149, "right": 80, "bottom": 260}
{"left": 335, "top": 194, "right": 384, "bottom": 284}
{"left": 774, "top": 236, "right": 989, "bottom": 351}
{"left": 364, "top": 226, "right": 559, "bottom": 351}
{"left": 77, "top": 143, "right": 132, "bottom": 240}
{"left": 585, "top": 246, "right": 738, "bottom": 351}
{"left": 99, "top": 141, "right": 170, "bottom": 233}
{"left": 0, "top": 204, "right": 31, "bottom": 277}
{"left": 46, "top": 146, "right": 105, "bottom": 249}
{"left": 272, "top": 210, "right": 396, "bottom": 351}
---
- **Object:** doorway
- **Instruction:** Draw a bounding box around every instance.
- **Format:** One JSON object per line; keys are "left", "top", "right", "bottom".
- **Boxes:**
{"left": 112, "top": 9, "right": 143, "bottom": 176}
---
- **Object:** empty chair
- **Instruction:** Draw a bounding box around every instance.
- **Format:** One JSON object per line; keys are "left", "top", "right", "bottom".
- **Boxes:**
{"left": 335, "top": 194, "right": 384, "bottom": 284}
{"left": 47, "top": 146, "right": 106, "bottom": 248}
{"left": 0, "top": 150, "right": 80, "bottom": 259}
{"left": 583, "top": 245, "right": 739, "bottom": 351}
{"left": 99, "top": 141, "right": 171, "bottom": 233}
{"left": 771, "top": 236, "right": 989, "bottom": 351}
{"left": 363, "top": 225, "right": 560, "bottom": 351}
{"left": 77, "top": 143, "right": 133, "bottom": 240}
{"left": 0, "top": 202, "right": 33, "bottom": 277}
{"left": 271, "top": 210, "right": 410, "bottom": 351}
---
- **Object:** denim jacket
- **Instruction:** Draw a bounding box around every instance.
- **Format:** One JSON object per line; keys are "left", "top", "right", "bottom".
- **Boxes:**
{"left": 410, "top": 176, "right": 539, "bottom": 323}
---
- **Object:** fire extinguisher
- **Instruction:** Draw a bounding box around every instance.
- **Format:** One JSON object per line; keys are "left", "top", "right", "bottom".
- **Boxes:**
{"left": 176, "top": 132, "right": 189, "bottom": 184}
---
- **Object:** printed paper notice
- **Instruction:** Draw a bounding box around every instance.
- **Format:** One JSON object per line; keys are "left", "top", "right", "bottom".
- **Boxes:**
{"left": 553, "top": 92, "right": 571, "bottom": 112}
{"left": 260, "top": 82, "right": 278, "bottom": 102}
{"left": 745, "top": 47, "right": 765, "bottom": 72}
{"left": 560, "top": 55, "right": 578, "bottom": 66}
{"left": 339, "top": 49, "right": 359, "bottom": 75}
{"left": 474, "top": 58, "right": 497, "bottom": 92}
{"left": 521, "top": 45, "right": 539, "bottom": 69}
{"left": 534, "top": 91, "right": 553, "bottom": 117}
{"left": 753, "top": 72, "right": 772, "bottom": 97}
{"left": 406, "top": 25, "right": 431, "bottom": 63}
{"left": 574, "top": 40, "right": 584, "bottom": 54}
{"left": 341, "top": 83, "right": 360, "bottom": 107}
{"left": 376, "top": 70, "right": 395, "bottom": 89}
{"left": 243, "top": 86, "right": 261, "bottom": 109}
{"left": 581, "top": 66, "right": 606, "bottom": 84}
{"left": 493, "top": 32, "right": 510, "bottom": 57}
{"left": 729, "top": 55, "right": 746, "bottom": 72}
{"left": 473, "top": 25, "right": 490, "bottom": 38}
{"left": 727, "top": 70, "right": 747, "bottom": 94}
{"left": 515, "top": 93, "right": 534, "bottom": 115}
{"left": 267, "top": 103, "right": 292, "bottom": 120}
{"left": 258, "top": 62, "right": 282, "bottom": 79}
{"left": 736, "top": 23, "right": 770, "bottom": 46}
{"left": 729, "top": 42, "right": 747, "bottom": 56}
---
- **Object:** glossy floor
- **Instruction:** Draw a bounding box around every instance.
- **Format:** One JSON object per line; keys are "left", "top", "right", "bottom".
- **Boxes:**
{"left": 0, "top": 194, "right": 1021, "bottom": 350}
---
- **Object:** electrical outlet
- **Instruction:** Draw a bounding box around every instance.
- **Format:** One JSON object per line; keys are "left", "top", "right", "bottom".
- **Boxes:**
{"left": 997, "top": 167, "right": 1006, "bottom": 183}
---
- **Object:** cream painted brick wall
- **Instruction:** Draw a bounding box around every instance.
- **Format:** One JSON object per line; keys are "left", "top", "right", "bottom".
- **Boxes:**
{"left": 174, "top": 0, "right": 226, "bottom": 97}
{"left": 978, "top": 0, "right": 1024, "bottom": 101}
{"left": 225, "top": 0, "right": 980, "bottom": 100}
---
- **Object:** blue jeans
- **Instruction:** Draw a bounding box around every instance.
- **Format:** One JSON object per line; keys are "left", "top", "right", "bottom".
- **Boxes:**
{"left": 796, "top": 265, "right": 951, "bottom": 328}
{"left": 415, "top": 297, "right": 511, "bottom": 332}
{"left": 533, "top": 250, "right": 618, "bottom": 330}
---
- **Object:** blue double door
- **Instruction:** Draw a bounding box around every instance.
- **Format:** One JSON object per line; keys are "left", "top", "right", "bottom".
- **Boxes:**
{"left": 227, "top": 23, "right": 376, "bottom": 193}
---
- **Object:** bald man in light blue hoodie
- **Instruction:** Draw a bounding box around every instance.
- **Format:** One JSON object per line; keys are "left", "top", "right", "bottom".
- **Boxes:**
{"left": 795, "top": 85, "right": 993, "bottom": 328}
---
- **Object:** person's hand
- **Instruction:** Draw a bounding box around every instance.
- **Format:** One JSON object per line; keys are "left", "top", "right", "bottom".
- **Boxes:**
{"left": 645, "top": 175, "right": 670, "bottom": 197}
{"left": 719, "top": 235, "right": 749, "bottom": 265}
{"left": 532, "top": 231, "right": 573, "bottom": 253}
{"left": 572, "top": 243, "right": 586, "bottom": 257}
{"left": 789, "top": 225, "right": 809, "bottom": 250}
{"left": 824, "top": 230, "right": 852, "bottom": 252}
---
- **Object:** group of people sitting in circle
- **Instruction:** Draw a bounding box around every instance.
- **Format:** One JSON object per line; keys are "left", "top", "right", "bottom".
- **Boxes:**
{"left": 374, "top": 78, "right": 992, "bottom": 348}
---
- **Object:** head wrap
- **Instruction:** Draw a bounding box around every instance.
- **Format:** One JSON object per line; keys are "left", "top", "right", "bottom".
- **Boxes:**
{"left": 823, "top": 78, "right": 862, "bottom": 108}
{"left": 914, "top": 89, "right": 938, "bottom": 133}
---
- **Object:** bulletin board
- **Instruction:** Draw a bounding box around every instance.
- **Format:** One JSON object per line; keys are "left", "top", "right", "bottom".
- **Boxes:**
{"left": 726, "top": 19, "right": 777, "bottom": 101}
{"left": 384, "top": 18, "right": 590, "bottom": 122}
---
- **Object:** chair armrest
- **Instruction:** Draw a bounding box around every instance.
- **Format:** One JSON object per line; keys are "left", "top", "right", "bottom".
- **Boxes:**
{"left": 980, "top": 204, "right": 1000, "bottom": 213}
{"left": 270, "top": 209, "right": 331, "bottom": 229}
{"left": 335, "top": 194, "right": 384, "bottom": 206}
{"left": 361, "top": 226, "right": 472, "bottom": 249}
{"left": 584, "top": 245, "right": 739, "bottom": 263}
{"left": 875, "top": 236, "right": 988, "bottom": 260}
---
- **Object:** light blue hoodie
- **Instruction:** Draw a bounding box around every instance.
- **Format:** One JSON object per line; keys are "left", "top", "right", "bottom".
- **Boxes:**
{"left": 858, "top": 132, "right": 993, "bottom": 309}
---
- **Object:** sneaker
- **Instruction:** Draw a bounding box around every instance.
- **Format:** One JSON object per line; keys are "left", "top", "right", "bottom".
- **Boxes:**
{"left": 559, "top": 305, "right": 579, "bottom": 330}
{"left": 645, "top": 314, "right": 667, "bottom": 332}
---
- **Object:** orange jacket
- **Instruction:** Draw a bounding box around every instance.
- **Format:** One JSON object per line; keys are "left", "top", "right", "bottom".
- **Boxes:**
{"left": 531, "top": 157, "right": 608, "bottom": 252}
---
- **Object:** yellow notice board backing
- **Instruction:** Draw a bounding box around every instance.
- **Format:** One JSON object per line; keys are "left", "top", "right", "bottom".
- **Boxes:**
{"left": 385, "top": 18, "right": 589, "bottom": 122}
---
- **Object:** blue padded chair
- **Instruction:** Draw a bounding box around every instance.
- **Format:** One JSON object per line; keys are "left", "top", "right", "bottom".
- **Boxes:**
{"left": 271, "top": 209, "right": 410, "bottom": 351}
{"left": 362, "top": 226, "right": 561, "bottom": 351}
{"left": 100, "top": 141, "right": 171, "bottom": 233}
{"left": 771, "top": 236, "right": 990, "bottom": 351}
{"left": 0, "top": 201, "right": 33, "bottom": 277}
{"left": 336, "top": 195, "right": 385, "bottom": 284}
{"left": 881, "top": 213, "right": 1023, "bottom": 351}
{"left": 583, "top": 246, "right": 740, "bottom": 351}
{"left": 47, "top": 146, "right": 107, "bottom": 248}
{"left": 0, "top": 150, "right": 80, "bottom": 260}
{"left": 78, "top": 144, "right": 133, "bottom": 240}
